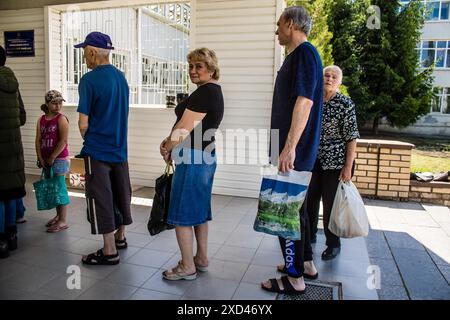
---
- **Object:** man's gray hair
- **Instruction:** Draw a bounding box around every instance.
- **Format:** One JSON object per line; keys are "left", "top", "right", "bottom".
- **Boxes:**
{"left": 86, "top": 45, "right": 111, "bottom": 59}
{"left": 96, "top": 48, "right": 111, "bottom": 58}
{"left": 282, "top": 6, "right": 312, "bottom": 36}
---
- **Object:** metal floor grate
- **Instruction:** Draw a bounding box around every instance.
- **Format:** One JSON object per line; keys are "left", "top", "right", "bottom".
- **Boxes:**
{"left": 277, "top": 280, "right": 343, "bottom": 300}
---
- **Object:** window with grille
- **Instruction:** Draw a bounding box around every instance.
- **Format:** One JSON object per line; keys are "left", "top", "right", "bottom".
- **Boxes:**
{"left": 61, "top": 3, "right": 190, "bottom": 106}
{"left": 417, "top": 40, "right": 450, "bottom": 69}
{"left": 432, "top": 87, "right": 450, "bottom": 114}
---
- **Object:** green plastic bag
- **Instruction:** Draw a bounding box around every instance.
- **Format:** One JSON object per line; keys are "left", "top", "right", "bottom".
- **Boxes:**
{"left": 33, "top": 168, "right": 70, "bottom": 211}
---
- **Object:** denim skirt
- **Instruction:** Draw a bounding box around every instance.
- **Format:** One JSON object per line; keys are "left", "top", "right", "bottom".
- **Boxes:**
{"left": 52, "top": 158, "right": 70, "bottom": 175}
{"left": 167, "top": 148, "right": 217, "bottom": 227}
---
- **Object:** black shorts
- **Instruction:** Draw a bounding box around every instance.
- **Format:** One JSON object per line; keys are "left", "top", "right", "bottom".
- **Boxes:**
{"left": 84, "top": 156, "right": 132, "bottom": 234}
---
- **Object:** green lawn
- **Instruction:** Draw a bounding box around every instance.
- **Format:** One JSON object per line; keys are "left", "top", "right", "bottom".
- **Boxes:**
{"left": 360, "top": 131, "right": 450, "bottom": 173}
{"left": 411, "top": 151, "right": 450, "bottom": 173}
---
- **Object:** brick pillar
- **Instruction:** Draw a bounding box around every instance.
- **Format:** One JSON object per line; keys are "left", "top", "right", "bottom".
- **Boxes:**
{"left": 354, "top": 140, "right": 414, "bottom": 201}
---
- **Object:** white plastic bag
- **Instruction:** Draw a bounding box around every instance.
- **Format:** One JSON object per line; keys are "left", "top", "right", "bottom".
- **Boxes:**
{"left": 329, "top": 181, "right": 369, "bottom": 238}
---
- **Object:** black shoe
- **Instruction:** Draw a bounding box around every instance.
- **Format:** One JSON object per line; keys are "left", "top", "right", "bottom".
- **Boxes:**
{"left": 6, "top": 226, "right": 17, "bottom": 251}
{"left": 0, "top": 239, "right": 9, "bottom": 259}
{"left": 321, "top": 247, "right": 340, "bottom": 261}
{"left": 115, "top": 237, "right": 128, "bottom": 250}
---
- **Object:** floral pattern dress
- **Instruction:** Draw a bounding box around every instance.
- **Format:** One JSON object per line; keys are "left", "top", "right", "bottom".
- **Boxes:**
{"left": 317, "top": 92, "right": 360, "bottom": 170}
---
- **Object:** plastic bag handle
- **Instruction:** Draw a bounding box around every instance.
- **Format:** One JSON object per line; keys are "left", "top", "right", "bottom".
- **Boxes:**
{"left": 339, "top": 180, "right": 348, "bottom": 201}
{"left": 41, "top": 167, "right": 54, "bottom": 180}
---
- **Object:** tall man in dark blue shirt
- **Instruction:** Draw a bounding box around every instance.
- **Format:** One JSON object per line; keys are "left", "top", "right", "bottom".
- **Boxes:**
{"left": 261, "top": 6, "right": 324, "bottom": 294}
{"left": 75, "top": 32, "right": 132, "bottom": 266}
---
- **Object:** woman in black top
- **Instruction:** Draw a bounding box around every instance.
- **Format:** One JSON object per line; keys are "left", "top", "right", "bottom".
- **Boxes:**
{"left": 307, "top": 65, "right": 360, "bottom": 260}
{"left": 160, "top": 48, "right": 224, "bottom": 280}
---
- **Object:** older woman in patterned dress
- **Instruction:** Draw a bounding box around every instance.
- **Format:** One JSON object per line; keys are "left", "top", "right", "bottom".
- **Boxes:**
{"left": 307, "top": 65, "right": 360, "bottom": 260}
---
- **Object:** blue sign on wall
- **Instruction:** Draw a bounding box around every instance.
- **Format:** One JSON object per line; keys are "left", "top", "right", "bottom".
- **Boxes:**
{"left": 4, "top": 30, "right": 35, "bottom": 57}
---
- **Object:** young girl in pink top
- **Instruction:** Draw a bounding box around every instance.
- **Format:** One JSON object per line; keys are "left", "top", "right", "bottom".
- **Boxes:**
{"left": 35, "top": 90, "right": 70, "bottom": 232}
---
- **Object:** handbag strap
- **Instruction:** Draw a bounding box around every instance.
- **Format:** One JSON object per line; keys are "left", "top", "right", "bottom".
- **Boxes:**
{"left": 164, "top": 162, "right": 174, "bottom": 176}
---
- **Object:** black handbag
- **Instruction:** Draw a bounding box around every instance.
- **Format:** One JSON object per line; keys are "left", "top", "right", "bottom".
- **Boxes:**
{"left": 147, "top": 163, "right": 175, "bottom": 236}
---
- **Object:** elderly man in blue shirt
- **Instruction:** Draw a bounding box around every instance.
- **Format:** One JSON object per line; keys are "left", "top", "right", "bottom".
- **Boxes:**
{"left": 75, "top": 32, "right": 132, "bottom": 266}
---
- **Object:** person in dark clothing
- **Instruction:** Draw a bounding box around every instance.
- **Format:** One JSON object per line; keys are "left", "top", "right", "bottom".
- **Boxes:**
{"left": 307, "top": 65, "right": 360, "bottom": 260}
{"left": 261, "top": 6, "right": 324, "bottom": 295}
{"left": 0, "top": 45, "right": 26, "bottom": 259}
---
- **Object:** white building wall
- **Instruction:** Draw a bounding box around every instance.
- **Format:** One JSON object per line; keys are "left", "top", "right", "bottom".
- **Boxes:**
{"left": 0, "top": 0, "right": 283, "bottom": 198}
{"left": 380, "top": 19, "right": 450, "bottom": 137}
{"left": 422, "top": 21, "right": 450, "bottom": 39}
{"left": 0, "top": 8, "right": 47, "bottom": 174}
{"left": 47, "top": 7, "right": 63, "bottom": 91}
{"left": 193, "top": 0, "right": 280, "bottom": 197}
{"left": 379, "top": 115, "right": 450, "bottom": 137}
{"left": 0, "top": 7, "right": 178, "bottom": 186}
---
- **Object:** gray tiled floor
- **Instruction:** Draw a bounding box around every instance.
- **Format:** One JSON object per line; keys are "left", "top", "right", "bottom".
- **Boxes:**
{"left": 364, "top": 199, "right": 450, "bottom": 300}
{"left": 0, "top": 180, "right": 392, "bottom": 300}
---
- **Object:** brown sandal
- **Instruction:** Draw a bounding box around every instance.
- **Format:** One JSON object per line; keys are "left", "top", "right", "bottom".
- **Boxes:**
{"left": 162, "top": 261, "right": 197, "bottom": 281}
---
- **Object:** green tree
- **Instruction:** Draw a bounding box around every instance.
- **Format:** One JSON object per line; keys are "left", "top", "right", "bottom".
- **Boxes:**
{"left": 329, "top": 0, "right": 434, "bottom": 133}
{"left": 328, "top": 0, "right": 371, "bottom": 126}
{"left": 287, "top": 0, "right": 334, "bottom": 67}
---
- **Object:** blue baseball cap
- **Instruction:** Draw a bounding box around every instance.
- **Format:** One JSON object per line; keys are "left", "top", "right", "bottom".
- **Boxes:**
{"left": 74, "top": 31, "right": 114, "bottom": 50}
